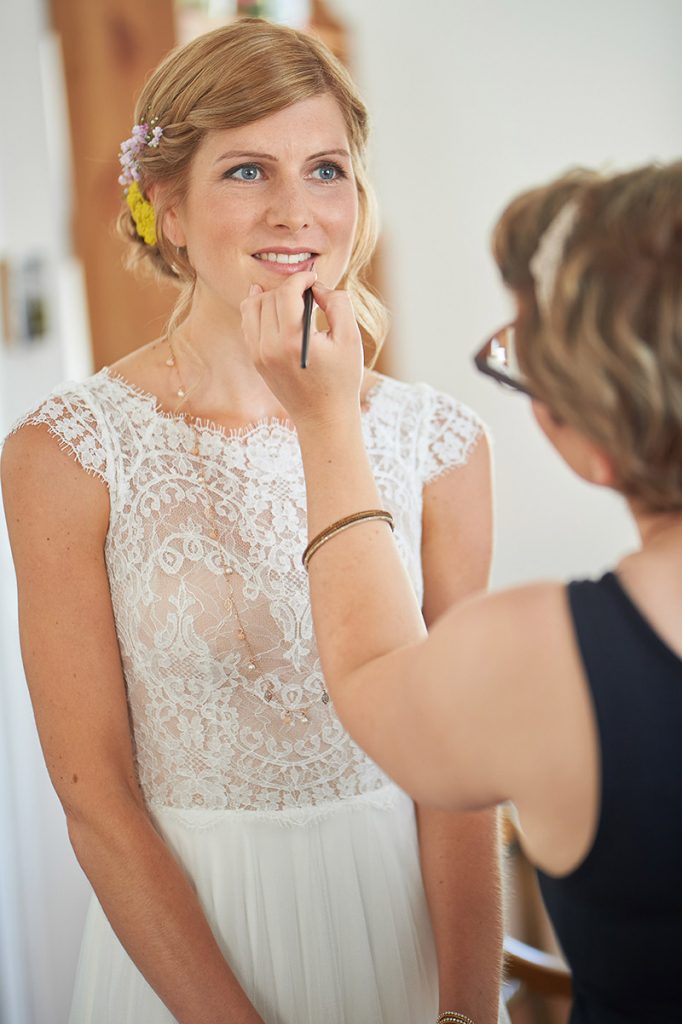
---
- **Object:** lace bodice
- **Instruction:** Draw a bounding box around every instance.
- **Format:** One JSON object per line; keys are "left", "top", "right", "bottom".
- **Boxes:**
{"left": 11, "top": 370, "right": 483, "bottom": 814}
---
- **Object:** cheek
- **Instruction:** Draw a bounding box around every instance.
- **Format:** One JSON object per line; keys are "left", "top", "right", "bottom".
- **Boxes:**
{"left": 531, "top": 399, "right": 551, "bottom": 434}
{"left": 184, "top": 189, "right": 252, "bottom": 250}
{"left": 531, "top": 401, "right": 567, "bottom": 456}
{"left": 329, "top": 192, "right": 359, "bottom": 254}
{"left": 346, "top": 190, "right": 360, "bottom": 238}
{"left": 532, "top": 399, "right": 564, "bottom": 433}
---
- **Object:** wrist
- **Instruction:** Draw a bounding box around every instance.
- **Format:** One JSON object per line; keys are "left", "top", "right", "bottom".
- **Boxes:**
{"left": 295, "top": 406, "right": 363, "bottom": 445}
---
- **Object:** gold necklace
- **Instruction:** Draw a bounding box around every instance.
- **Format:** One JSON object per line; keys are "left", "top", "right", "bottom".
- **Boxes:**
{"left": 165, "top": 338, "right": 330, "bottom": 724}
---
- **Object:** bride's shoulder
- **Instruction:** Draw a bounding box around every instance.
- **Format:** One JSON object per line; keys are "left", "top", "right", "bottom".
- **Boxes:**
{"left": 362, "top": 370, "right": 422, "bottom": 407}
{"left": 1, "top": 396, "right": 111, "bottom": 539}
{"left": 2, "top": 369, "right": 123, "bottom": 494}
{"left": 364, "top": 372, "right": 482, "bottom": 424}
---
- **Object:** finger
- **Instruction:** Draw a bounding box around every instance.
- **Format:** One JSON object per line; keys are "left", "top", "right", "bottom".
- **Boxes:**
{"left": 311, "top": 284, "right": 356, "bottom": 341}
{"left": 281, "top": 269, "right": 317, "bottom": 296}
{"left": 274, "top": 270, "right": 318, "bottom": 337}
{"left": 309, "top": 281, "right": 333, "bottom": 309}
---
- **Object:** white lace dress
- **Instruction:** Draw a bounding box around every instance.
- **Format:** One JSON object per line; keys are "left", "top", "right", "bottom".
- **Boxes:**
{"left": 14, "top": 369, "right": 488, "bottom": 1024}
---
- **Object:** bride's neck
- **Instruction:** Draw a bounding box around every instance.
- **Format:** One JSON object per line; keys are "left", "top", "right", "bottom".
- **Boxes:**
{"left": 170, "top": 300, "right": 285, "bottom": 421}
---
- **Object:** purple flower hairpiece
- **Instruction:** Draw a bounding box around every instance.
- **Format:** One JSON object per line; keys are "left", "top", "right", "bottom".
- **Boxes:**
{"left": 118, "top": 120, "right": 164, "bottom": 189}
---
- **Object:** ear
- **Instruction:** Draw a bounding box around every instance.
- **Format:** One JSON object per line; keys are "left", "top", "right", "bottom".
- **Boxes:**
{"left": 583, "top": 444, "right": 617, "bottom": 488}
{"left": 147, "top": 183, "right": 187, "bottom": 248}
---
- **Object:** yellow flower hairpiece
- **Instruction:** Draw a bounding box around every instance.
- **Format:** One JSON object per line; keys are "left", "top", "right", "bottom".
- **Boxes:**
{"left": 125, "top": 181, "right": 157, "bottom": 247}
{"left": 118, "top": 120, "right": 163, "bottom": 246}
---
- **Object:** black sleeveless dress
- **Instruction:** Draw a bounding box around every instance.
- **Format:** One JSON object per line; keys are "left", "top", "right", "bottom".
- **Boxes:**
{"left": 537, "top": 573, "right": 682, "bottom": 1024}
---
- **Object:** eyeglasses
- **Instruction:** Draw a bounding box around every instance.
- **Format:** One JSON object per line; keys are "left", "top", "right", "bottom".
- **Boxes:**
{"left": 473, "top": 323, "right": 534, "bottom": 398}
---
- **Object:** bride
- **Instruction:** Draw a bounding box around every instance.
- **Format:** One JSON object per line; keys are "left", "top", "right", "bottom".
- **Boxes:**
{"left": 1, "top": 18, "right": 505, "bottom": 1024}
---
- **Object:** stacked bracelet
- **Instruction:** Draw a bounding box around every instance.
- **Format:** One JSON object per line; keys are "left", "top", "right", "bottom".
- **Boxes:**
{"left": 436, "top": 1013, "right": 477, "bottom": 1024}
{"left": 302, "top": 509, "right": 395, "bottom": 572}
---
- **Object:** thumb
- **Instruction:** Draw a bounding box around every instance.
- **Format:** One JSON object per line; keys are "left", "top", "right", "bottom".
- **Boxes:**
{"left": 311, "top": 283, "right": 356, "bottom": 338}
{"left": 310, "top": 281, "right": 333, "bottom": 312}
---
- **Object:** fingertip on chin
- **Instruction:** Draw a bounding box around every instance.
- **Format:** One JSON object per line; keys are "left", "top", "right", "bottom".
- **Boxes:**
{"left": 311, "top": 281, "right": 331, "bottom": 302}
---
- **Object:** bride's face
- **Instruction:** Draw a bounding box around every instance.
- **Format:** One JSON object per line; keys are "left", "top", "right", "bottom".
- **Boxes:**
{"left": 165, "top": 93, "right": 359, "bottom": 315}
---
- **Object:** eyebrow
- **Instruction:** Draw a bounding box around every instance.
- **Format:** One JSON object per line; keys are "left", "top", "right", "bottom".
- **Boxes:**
{"left": 213, "top": 148, "right": 351, "bottom": 165}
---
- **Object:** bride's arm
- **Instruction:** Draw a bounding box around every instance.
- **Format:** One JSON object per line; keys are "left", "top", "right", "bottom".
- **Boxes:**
{"left": 418, "top": 442, "right": 503, "bottom": 1024}
{"left": 1, "top": 426, "right": 264, "bottom": 1024}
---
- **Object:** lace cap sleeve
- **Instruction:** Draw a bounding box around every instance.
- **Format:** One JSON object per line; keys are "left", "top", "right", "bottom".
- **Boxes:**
{"left": 7, "top": 384, "right": 113, "bottom": 491}
{"left": 419, "top": 384, "right": 487, "bottom": 486}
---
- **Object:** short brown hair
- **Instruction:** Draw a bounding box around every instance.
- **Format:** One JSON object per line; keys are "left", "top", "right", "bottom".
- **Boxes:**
{"left": 118, "top": 18, "right": 387, "bottom": 363}
{"left": 493, "top": 162, "right": 682, "bottom": 511}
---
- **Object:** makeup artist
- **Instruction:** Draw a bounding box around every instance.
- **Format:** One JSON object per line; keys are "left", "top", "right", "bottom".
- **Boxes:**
{"left": 246, "top": 161, "right": 682, "bottom": 1024}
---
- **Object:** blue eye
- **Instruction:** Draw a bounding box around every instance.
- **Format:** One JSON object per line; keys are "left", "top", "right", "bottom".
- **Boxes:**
{"left": 225, "top": 164, "right": 262, "bottom": 182}
{"left": 312, "top": 162, "right": 346, "bottom": 182}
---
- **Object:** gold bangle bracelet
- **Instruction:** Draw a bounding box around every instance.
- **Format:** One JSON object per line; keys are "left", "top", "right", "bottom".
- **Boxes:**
{"left": 436, "top": 1014, "right": 477, "bottom": 1024}
{"left": 302, "top": 509, "right": 394, "bottom": 572}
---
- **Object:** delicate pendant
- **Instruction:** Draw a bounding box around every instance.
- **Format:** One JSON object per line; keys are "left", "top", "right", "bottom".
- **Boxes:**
{"left": 177, "top": 387, "right": 186, "bottom": 398}
{"left": 165, "top": 355, "right": 175, "bottom": 367}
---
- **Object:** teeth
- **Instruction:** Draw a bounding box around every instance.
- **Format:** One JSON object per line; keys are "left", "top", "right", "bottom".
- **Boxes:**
{"left": 256, "top": 252, "right": 313, "bottom": 264}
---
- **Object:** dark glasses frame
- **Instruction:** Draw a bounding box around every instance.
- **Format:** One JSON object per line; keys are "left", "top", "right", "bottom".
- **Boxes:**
{"left": 473, "top": 323, "right": 535, "bottom": 398}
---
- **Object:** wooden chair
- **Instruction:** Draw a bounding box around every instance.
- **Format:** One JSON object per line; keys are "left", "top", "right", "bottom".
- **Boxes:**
{"left": 502, "top": 808, "right": 572, "bottom": 1019}
{"left": 504, "top": 934, "right": 572, "bottom": 997}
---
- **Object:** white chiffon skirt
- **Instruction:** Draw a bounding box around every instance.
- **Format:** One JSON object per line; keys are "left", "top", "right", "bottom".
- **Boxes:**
{"left": 68, "top": 785, "right": 441, "bottom": 1024}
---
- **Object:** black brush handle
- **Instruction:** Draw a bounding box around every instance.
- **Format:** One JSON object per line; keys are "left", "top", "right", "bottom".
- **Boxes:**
{"left": 300, "top": 287, "right": 314, "bottom": 369}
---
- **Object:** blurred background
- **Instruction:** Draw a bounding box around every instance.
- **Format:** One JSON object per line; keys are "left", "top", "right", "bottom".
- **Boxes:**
{"left": 1, "top": 1, "right": 680, "bottom": 1022}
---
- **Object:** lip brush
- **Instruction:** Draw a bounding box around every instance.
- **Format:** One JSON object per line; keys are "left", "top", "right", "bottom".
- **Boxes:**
{"left": 300, "top": 286, "right": 314, "bottom": 369}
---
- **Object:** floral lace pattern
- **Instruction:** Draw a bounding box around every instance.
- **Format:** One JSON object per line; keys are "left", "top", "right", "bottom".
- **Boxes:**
{"left": 10, "top": 370, "right": 483, "bottom": 813}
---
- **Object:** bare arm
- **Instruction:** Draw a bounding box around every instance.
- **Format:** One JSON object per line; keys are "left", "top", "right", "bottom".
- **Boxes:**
{"left": 418, "top": 445, "right": 503, "bottom": 1022}
{"left": 1, "top": 426, "right": 263, "bottom": 1024}
{"left": 292, "top": 402, "right": 595, "bottom": 852}
{"left": 244, "top": 274, "right": 599, "bottom": 877}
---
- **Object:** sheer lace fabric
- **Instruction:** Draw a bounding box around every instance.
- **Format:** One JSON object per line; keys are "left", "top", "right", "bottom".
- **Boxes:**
{"left": 11, "top": 370, "right": 483, "bottom": 816}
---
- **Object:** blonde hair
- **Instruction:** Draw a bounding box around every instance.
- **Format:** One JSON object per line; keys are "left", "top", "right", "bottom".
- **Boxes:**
{"left": 118, "top": 18, "right": 387, "bottom": 364}
{"left": 492, "top": 162, "right": 682, "bottom": 512}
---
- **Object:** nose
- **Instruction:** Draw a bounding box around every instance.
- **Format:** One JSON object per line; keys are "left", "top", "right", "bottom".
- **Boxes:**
{"left": 265, "top": 178, "right": 311, "bottom": 233}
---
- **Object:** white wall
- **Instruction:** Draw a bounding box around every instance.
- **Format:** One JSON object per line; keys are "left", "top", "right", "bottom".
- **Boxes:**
{"left": 0, "top": 1, "right": 92, "bottom": 1023}
{"left": 1, "top": 2, "right": 681, "bottom": 1022}
{"left": 332, "top": 0, "right": 682, "bottom": 585}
